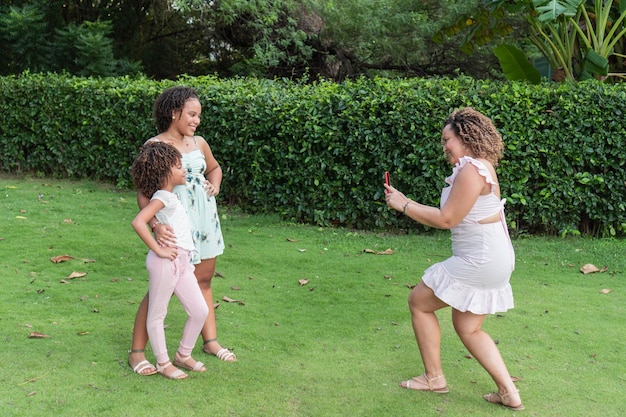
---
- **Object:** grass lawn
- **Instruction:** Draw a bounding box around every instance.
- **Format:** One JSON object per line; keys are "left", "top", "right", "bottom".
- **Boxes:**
{"left": 0, "top": 175, "right": 624, "bottom": 417}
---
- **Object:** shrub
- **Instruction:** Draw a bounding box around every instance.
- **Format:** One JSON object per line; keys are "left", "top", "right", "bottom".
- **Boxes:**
{"left": 1, "top": 73, "right": 624, "bottom": 236}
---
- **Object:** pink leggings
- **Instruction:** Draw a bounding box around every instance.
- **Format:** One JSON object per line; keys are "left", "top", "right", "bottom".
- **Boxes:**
{"left": 146, "top": 249, "right": 208, "bottom": 364}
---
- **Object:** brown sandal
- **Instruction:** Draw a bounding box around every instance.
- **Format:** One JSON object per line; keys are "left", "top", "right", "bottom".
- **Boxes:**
{"left": 400, "top": 373, "right": 449, "bottom": 393}
{"left": 173, "top": 352, "right": 207, "bottom": 372}
{"left": 483, "top": 390, "right": 525, "bottom": 410}
{"left": 156, "top": 361, "right": 188, "bottom": 380}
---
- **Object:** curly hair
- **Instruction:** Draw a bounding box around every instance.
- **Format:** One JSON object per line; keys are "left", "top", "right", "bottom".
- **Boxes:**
{"left": 131, "top": 142, "right": 182, "bottom": 198}
{"left": 153, "top": 86, "right": 200, "bottom": 133}
{"left": 443, "top": 107, "right": 504, "bottom": 166}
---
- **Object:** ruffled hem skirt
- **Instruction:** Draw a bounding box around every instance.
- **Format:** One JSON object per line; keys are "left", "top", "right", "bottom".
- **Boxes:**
{"left": 423, "top": 263, "right": 514, "bottom": 314}
{"left": 422, "top": 222, "right": 515, "bottom": 315}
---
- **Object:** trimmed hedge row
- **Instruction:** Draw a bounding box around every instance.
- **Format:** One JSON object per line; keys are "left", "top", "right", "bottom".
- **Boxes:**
{"left": 1, "top": 73, "right": 625, "bottom": 236}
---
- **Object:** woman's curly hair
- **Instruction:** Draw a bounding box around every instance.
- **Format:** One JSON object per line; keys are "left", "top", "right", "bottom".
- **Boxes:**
{"left": 153, "top": 86, "right": 200, "bottom": 133}
{"left": 131, "top": 142, "right": 182, "bottom": 198}
{"left": 443, "top": 107, "right": 504, "bottom": 166}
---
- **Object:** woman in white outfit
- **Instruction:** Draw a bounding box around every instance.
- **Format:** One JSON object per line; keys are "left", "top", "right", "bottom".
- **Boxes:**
{"left": 385, "top": 107, "right": 523, "bottom": 411}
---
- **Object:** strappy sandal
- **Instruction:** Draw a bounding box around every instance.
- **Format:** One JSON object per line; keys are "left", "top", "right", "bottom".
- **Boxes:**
{"left": 128, "top": 349, "right": 157, "bottom": 376}
{"left": 400, "top": 373, "right": 449, "bottom": 393}
{"left": 483, "top": 390, "right": 525, "bottom": 410}
{"left": 203, "top": 338, "right": 237, "bottom": 362}
{"left": 156, "top": 361, "right": 188, "bottom": 380}
{"left": 173, "top": 352, "right": 207, "bottom": 372}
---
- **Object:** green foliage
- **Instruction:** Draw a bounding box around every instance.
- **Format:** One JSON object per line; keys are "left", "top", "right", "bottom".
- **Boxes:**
{"left": 162, "top": 0, "right": 315, "bottom": 78}
{"left": 446, "top": 0, "right": 626, "bottom": 82}
{"left": 494, "top": 44, "right": 542, "bottom": 83}
{"left": 0, "top": 3, "right": 141, "bottom": 77}
{"left": 310, "top": 0, "right": 501, "bottom": 79}
{"left": 0, "top": 4, "right": 51, "bottom": 74}
{"left": 1, "top": 73, "right": 625, "bottom": 236}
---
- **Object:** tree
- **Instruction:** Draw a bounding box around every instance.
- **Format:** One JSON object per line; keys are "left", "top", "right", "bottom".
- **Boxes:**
{"left": 0, "top": 4, "right": 51, "bottom": 74}
{"left": 0, "top": 1, "right": 141, "bottom": 77}
{"left": 306, "top": 0, "right": 503, "bottom": 80}
{"left": 443, "top": 0, "right": 626, "bottom": 82}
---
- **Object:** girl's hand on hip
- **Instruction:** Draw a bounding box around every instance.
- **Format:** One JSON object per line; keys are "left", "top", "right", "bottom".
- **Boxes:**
{"left": 153, "top": 223, "right": 177, "bottom": 247}
{"left": 204, "top": 180, "right": 219, "bottom": 196}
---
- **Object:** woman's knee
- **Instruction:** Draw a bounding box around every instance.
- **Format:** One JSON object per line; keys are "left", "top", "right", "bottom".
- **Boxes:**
{"left": 408, "top": 281, "right": 444, "bottom": 313}
{"left": 452, "top": 311, "right": 485, "bottom": 337}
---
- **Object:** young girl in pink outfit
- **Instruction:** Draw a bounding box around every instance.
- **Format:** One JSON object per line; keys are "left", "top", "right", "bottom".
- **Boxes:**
{"left": 131, "top": 142, "right": 209, "bottom": 380}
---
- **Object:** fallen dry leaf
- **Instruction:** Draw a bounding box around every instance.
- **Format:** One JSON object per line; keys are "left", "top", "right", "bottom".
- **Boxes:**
{"left": 286, "top": 238, "right": 299, "bottom": 242}
{"left": 363, "top": 248, "right": 394, "bottom": 255}
{"left": 16, "top": 215, "right": 27, "bottom": 219}
{"left": 298, "top": 279, "right": 309, "bottom": 286}
{"left": 51, "top": 255, "right": 73, "bottom": 263}
{"left": 28, "top": 332, "right": 50, "bottom": 339}
{"left": 231, "top": 286, "right": 240, "bottom": 291}
{"left": 599, "top": 288, "right": 612, "bottom": 294}
{"left": 77, "top": 331, "right": 90, "bottom": 336}
{"left": 298, "top": 248, "right": 306, "bottom": 252}
{"left": 66, "top": 271, "right": 87, "bottom": 279}
{"left": 64, "top": 218, "right": 73, "bottom": 223}
{"left": 222, "top": 296, "right": 244, "bottom": 305}
{"left": 580, "top": 263, "right": 600, "bottom": 274}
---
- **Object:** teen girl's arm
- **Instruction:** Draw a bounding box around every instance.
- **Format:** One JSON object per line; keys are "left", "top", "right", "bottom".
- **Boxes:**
{"left": 131, "top": 199, "right": 178, "bottom": 260}
{"left": 137, "top": 191, "right": 176, "bottom": 246}
{"left": 197, "top": 136, "right": 223, "bottom": 196}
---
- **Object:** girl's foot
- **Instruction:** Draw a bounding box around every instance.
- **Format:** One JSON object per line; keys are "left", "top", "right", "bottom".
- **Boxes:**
{"left": 156, "top": 361, "right": 188, "bottom": 380}
{"left": 203, "top": 338, "right": 237, "bottom": 362}
{"left": 173, "top": 351, "right": 207, "bottom": 372}
{"left": 128, "top": 349, "right": 157, "bottom": 376}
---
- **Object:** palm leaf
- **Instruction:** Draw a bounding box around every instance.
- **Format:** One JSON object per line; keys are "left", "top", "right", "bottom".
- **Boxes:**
{"left": 494, "top": 44, "right": 542, "bottom": 83}
{"left": 532, "top": 0, "right": 583, "bottom": 22}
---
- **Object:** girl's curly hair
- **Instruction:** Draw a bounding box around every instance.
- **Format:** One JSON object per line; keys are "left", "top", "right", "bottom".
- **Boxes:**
{"left": 131, "top": 142, "right": 182, "bottom": 198}
{"left": 443, "top": 107, "right": 504, "bottom": 166}
{"left": 153, "top": 86, "right": 200, "bottom": 133}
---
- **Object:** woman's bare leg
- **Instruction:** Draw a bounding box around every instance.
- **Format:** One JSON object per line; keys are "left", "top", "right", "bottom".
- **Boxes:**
{"left": 452, "top": 310, "right": 522, "bottom": 408}
{"left": 400, "top": 281, "right": 448, "bottom": 389}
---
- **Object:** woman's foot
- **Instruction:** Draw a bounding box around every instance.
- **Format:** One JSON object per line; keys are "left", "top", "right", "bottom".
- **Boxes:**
{"left": 203, "top": 338, "right": 237, "bottom": 362}
{"left": 400, "top": 373, "right": 449, "bottom": 393}
{"left": 483, "top": 390, "right": 524, "bottom": 410}
{"left": 156, "top": 361, "right": 188, "bottom": 380}
{"left": 128, "top": 349, "right": 157, "bottom": 376}
{"left": 173, "top": 351, "right": 207, "bottom": 372}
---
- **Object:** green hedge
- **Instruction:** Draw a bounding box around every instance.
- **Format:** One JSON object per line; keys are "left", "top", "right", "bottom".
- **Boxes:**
{"left": 1, "top": 73, "right": 625, "bottom": 236}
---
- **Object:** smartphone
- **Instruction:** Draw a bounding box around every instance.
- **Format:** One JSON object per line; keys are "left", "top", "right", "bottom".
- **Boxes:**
{"left": 384, "top": 171, "right": 390, "bottom": 193}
